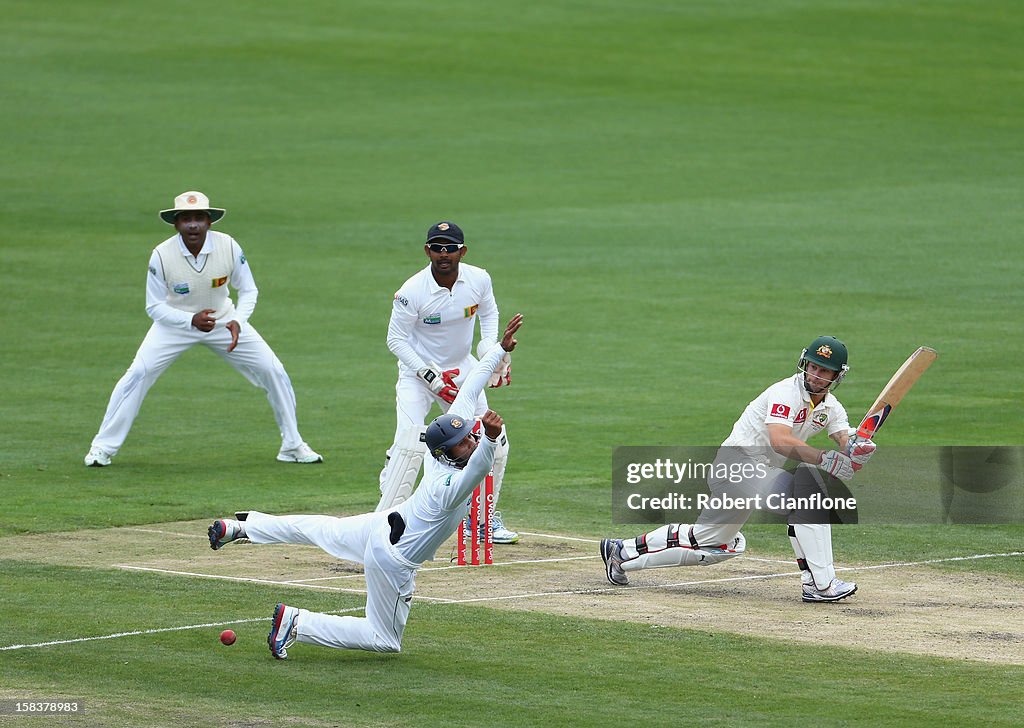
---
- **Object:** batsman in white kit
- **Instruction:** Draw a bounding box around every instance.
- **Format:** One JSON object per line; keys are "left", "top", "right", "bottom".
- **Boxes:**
{"left": 84, "top": 192, "right": 321, "bottom": 466}
{"left": 377, "top": 221, "right": 518, "bottom": 544}
{"left": 207, "top": 314, "right": 523, "bottom": 658}
{"left": 602, "top": 336, "right": 876, "bottom": 603}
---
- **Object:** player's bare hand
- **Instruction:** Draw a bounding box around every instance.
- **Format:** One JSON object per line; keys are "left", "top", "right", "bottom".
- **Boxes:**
{"left": 481, "top": 410, "right": 503, "bottom": 439}
{"left": 192, "top": 309, "right": 216, "bottom": 332}
{"left": 226, "top": 320, "right": 240, "bottom": 352}
{"left": 501, "top": 313, "right": 523, "bottom": 352}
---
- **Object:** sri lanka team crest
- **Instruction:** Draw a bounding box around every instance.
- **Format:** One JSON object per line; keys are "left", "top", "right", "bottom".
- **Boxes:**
{"left": 450, "top": 417, "right": 463, "bottom": 428}
{"left": 817, "top": 344, "right": 833, "bottom": 359}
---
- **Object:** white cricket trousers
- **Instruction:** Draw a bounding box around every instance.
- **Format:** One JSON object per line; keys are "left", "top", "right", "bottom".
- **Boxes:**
{"left": 90, "top": 322, "right": 304, "bottom": 455}
{"left": 244, "top": 510, "right": 417, "bottom": 653}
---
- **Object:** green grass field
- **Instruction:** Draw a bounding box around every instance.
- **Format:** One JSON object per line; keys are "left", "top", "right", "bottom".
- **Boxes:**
{"left": 2, "top": 1, "right": 1022, "bottom": 725}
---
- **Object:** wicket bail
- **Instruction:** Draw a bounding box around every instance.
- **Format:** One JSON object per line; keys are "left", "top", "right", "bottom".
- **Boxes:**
{"left": 458, "top": 474, "right": 494, "bottom": 565}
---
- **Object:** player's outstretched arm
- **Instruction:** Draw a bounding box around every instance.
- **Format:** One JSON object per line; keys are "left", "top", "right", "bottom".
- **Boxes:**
{"left": 449, "top": 314, "right": 523, "bottom": 419}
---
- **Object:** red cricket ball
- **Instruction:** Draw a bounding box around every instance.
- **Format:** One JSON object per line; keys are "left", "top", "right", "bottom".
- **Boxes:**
{"left": 220, "top": 629, "right": 236, "bottom": 646}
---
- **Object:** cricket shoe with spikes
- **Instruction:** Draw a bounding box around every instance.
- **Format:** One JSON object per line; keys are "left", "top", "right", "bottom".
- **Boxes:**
{"left": 600, "top": 538, "right": 629, "bottom": 586}
{"left": 208, "top": 518, "right": 248, "bottom": 550}
{"left": 268, "top": 604, "right": 299, "bottom": 659}
{"left": 802, "top": 577, "right": 857, "bottom": 603}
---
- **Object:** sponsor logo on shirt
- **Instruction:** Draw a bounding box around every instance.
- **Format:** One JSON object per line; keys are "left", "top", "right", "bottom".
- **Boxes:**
{"left": 394, "top": 293, "right": 409, "bottom": 307}
{"left": 769, "top": 403, "right": 791, "bottom": 419}
{"left": 794, "top": 408, "right": 807, "bottom": 424}
{"left": 239, "top": 255, "right": 246, "bottom": 264}
{"left": 211, "top": 276, "right": 228, "bottom": 288}
{"left": 172, "top": 282, "right": 190, "bottom": 295}
{"left": 423, "top": 313, "right": 441, "bottom": 325}
{"left": 464, "top": 304, "right": 478, "bottom": 318}
{"left": 149, "top": 265, "right": 158, "bottom": 276}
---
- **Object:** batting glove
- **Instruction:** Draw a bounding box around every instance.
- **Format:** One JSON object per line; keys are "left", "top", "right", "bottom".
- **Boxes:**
{"left": 846, "top": 438, "right": 877, "bottom": 471}
{"left": 819, "top": 450, "right": 855, "bottom": 480}
{"left": 488, "top": 352, "right": 512, "bottom": 388}
{"left": 417, "top": 363, "right": 460, "bottom": 404}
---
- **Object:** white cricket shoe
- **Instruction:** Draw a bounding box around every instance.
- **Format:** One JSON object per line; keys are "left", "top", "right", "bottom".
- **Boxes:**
{"left": 802, "top": 577, "right": 857, "bottom": 603}
{"left": 277, "top": 443, "right": 323, "bottom": 464}
{"left": 600, "top": 538, "right": 629, "bottom": 586}
{"left": 84, "top": 447, "right": 112, "bottom": 467}
{"left": 268, "top": 603, "right": 299, "bottom": 659}
{"left": 208, "top": 518, "right": 246, "bottom": 550}
{"left": 490, "top": 511, "right": 519, "bottom": 544}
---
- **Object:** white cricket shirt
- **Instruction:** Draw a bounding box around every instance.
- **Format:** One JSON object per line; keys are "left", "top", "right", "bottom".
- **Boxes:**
{"left": 722, "top": 373, "right": 850, "bottom": 467}
{"left": 387, "top": 263, "right": 498, "bottom": 374}
{"left": 145, "top": 231, "right": 257, "bottom": 330}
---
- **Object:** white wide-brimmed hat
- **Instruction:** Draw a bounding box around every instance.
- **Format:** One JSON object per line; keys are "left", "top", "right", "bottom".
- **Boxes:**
{"left": 159, "top": 191, "right": 226, "bottom": 225}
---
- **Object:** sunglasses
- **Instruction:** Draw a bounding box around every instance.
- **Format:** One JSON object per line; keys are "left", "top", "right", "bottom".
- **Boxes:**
{"left": 428, "top": 242, "right": 464, "bottom": 253}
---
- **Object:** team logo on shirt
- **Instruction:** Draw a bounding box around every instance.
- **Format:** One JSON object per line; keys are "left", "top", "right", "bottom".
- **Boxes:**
{"left": 813, "top": 411, "right": 829, "bottom": 426}
{"left": 794, "top": 408, "right": 807, "bottom": 424}
{"left": 172, "top": 282, "right": 190, "bottom": 295}
{"left": 769, "top": 403, "right": 791, "bottom": 419}
{"left": 464, "top": 304, "right": 478, "bottom": 318}
{"left": 423, "top": 313, "right": 441, "bottom": 325}
{"left": 817, "top": 344, "right": 833, "bottom": 359}
{"left": 394, "top": 293, "right": 409, "bottom": 307}
{"left": 211, "top": 276, "right": 228, "bottom": 288}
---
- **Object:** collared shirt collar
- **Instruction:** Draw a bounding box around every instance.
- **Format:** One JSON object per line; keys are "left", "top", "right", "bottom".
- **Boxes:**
{"left": 423, "top": 263, "right": 466, "bottom": 293}
{"left": 176, "top": 233, "right": 213, "bottom": 257}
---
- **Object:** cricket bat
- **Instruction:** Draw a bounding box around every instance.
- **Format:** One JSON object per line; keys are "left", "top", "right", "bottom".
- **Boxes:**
{"left": 854, "top": 346, "right": 938, "bottom": 441}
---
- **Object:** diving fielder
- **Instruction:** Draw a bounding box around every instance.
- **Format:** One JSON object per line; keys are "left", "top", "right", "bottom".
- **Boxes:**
{"left": 208, "top": 314, "right": 523, "bottom": 658}
{"left": 602, "top": 336, "right": 876, "bottom": 602}
{"left": 377, "top": 221, "right": 518, "bottom": 544}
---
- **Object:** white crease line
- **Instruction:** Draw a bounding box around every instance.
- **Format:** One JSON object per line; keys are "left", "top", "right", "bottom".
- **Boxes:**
{"left": 441, "top": 550, "right": 1024, "bottom": 604}
{"left": 115, "top": 565, "right": 368, "bottom": 595}
{"left": 120, "top": 528, "right": 196, "bottom": 538}
{"left": 0, "top": 608, "right": 365, "bottom": 652}
{"left": 519, "top": 531, "right": 601, "bottom": 544}
{"left": 284, "top": 554, "right": 600, "bottom": 583}
{"left": 114, "top": 565, "right": 455, "bottom": 603}
{"left": 838, "top": 551, "right": 1024, "bottom": 572}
